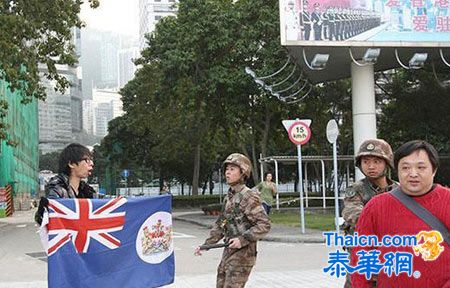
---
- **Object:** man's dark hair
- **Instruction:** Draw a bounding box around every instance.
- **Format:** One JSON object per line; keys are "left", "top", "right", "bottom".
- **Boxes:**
{"left": 58, "top": 143, "right": 92, "bottom": 175}
{"left": 394, "top": 140, "right": 439, "bottom": 172}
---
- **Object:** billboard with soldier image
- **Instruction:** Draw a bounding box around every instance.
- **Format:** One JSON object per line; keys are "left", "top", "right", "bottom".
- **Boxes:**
{"left": 280, "top": 0, "right": 450, "bottom": 46}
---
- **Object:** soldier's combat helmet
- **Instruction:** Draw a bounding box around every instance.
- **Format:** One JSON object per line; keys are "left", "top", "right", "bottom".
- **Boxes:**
{"left": 355, "top": 139, "right": 394, "bottom": 169}
{"left": 223, "top": 153, "right": 252, "bottom": 178}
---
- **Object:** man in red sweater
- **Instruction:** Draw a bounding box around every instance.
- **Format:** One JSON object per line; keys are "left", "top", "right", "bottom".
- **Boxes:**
{"left": 351, "top": 140, "right": 450, "bottom": 287}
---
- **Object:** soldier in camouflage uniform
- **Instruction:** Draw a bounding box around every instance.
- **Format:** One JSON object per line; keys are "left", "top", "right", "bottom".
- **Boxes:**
{"left": 342, "top": 139, "right": 397, "bottom": 288}
{"left": 195, "top": 153, "right": 271, "bottom": 288}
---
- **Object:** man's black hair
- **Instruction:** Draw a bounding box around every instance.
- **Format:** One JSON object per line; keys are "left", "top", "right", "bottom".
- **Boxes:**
{"left": 58, "top": 143, "right": 92, "bottom": 175}
{"left": 394, "top": 140, "right": 439, "bottom": 172}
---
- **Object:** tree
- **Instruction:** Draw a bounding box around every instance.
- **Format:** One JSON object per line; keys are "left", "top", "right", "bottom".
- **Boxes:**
{"left": 378, "top": 69, "right": 450, "bottom": 185}
{"left": 104, "top": 0, "right": 357, "bottom": 193}
{"left": 0, "top": 0, "right": 99, "bottom": 141}
{"left": 39, "top": 151, "right": 60, "bottom": 172}
{"left": 132, "top": 0, "right": 245, "bottom": 195}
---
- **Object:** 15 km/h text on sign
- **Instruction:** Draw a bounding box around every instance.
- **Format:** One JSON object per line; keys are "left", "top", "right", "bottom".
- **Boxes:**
{"left": 288, "top": 121, "right": 311, "bottom": 146}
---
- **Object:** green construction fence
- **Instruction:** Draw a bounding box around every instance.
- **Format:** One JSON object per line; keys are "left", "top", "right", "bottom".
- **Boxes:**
{"left": 0, "top": 79, "right": 39, "bottom": 213}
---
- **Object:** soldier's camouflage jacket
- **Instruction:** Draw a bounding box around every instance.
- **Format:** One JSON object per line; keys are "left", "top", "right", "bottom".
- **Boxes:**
{"left": 203, "top": 183, "right": 271, "bottom": 266}
{"left": 342, "top": 177, "right": 397, "bottom": 235}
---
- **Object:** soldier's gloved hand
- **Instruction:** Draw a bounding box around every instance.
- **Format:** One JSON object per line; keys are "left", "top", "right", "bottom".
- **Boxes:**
{"left": 34, "top": 197, "right": 49, "bottom": 226}
{"left": 194, "top": 246, "right": 203, "bottom": 256}
{"left": 228, "top": 237, "right": 242, "bottom": 249}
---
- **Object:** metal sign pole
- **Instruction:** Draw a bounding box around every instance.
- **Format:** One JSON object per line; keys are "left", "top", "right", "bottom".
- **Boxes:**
{"left": 333, "top": 141, "right": 340, "bottom": 232}
{"left": 326, "top": 119, "right": 340, "bottom": 233}
{"left": 283, "top": 118, "right": 311, "bottom": 235}
{"left": 274, "top": 159, "right": 279, "bottom": 211}
{"left": 297, "top": 144, "right": 305, "bottom": 234}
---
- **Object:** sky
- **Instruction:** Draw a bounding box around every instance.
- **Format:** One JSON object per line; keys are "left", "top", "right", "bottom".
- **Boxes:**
{"left": 80, "top": 0, "right": 139, "bottom": 37}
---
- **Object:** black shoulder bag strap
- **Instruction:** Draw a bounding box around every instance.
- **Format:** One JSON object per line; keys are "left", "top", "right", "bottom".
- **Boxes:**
{"left": 391, "top": 187, "right": 450, "bottom": 245}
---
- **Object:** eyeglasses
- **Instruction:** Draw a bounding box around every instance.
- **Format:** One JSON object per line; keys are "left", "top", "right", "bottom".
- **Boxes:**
{"left": 81, "top": 157, "right": 94, "bottom": 164}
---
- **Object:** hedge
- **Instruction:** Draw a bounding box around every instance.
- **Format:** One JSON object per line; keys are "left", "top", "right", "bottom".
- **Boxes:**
{"left": 172, "top": 193, "right": 339, "bottom": 209}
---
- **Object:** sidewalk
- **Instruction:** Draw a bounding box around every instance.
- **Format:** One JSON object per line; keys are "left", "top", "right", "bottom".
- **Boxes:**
{"left": 0, "top": 208, "right": 337, "bottom": 288}
{"left": 173, "top": 210, "right": 326, "bottom": 243}
{"left": 0, "top": 208, "right": 37, "bottom": 226}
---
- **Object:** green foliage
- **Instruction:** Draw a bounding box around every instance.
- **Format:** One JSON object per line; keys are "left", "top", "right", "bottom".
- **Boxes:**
{"left": 99, "top": 0, "right": 356, "bottom": 193}
{"left": 378, "top": 69, "right": 450, "bottom": 185}
{"left": 39, "top": 151, "right": 60, "bottom": 172}
{"left": 0, "top": 0, "right": 99, "bottom": 141}
{"left": 172, "top": 194, "right": 222, "bottom": 208}
{"left": 270, "top": 210, "right": 336, "bottom": 231}
{"left": 378, "top": 70, "right": 450, "bottom": 150}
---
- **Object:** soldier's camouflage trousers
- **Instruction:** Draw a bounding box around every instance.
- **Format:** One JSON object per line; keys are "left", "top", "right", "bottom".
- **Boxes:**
{"left": 216, "top": 263, "right": 253, "bottom": 288}
{"left": 343, "top": 247, "right": 353, "bottom": 288}
{"left": 344, "top": 271, "right": 352, "bottom": 288}
{"left": 343, "top": 247, "right": 377, "bottom": 288}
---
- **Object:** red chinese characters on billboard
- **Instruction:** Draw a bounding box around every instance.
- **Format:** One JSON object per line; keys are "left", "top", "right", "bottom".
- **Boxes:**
{"left": 413, "top": 15, "right": 428, "bottom": 31}
{"left": 437, "top": 16, "right": 450, "bottom": 32}
{"left": 411, "top": 0, "right": 425, "bottom": 8}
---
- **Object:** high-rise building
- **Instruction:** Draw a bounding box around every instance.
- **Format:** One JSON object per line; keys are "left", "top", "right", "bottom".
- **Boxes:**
{"left": 92, "top": 88, "right": 123, "bottom": 104}
{"left": 118, "top": 47, "right": 140, "bottom": 88}
{"left": 81, "top": 29, "right": 120, "bottom": 99}
{"left": 94, "top": 102, "right": 113, "bottom": 137}
{"left": 81, "top": 29, "right": 139, "bottom": 99}
{"left": 100, "top": 40, "right": 120, "bottom": 88}
{"left": 38, "top": 27, "right": 83, "bottom": 154}
{"left": 111, "top": 100, "right": 124, "bottom": 119}
{"left": 71, "top": 27, "right": 83, "bottom": 133}
{"left": 82, "top": 100, "right": 95, "bottom": 135}
{"left": 38, "top": 64, "right": 81, "bottom": 154}
{"left": 139, "top": 0, "right": 178, "bottom": 49}
{"left": 86, "top": 88, "right": 124, "bottom": 138}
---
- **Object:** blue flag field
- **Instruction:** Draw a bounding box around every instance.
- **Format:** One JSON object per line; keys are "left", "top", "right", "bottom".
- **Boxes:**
{"left": 41, "top": 195, "right": 174, "bottom": 288}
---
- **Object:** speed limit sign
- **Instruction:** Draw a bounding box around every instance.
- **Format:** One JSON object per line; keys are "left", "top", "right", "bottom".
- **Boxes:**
{"left": 288, "top": 121, "right": 311, "bottom": 145}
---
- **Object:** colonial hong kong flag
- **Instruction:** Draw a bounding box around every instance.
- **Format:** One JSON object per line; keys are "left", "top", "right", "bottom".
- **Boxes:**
{"left": 40, "top": 195, "right": 174, "bottom": 288}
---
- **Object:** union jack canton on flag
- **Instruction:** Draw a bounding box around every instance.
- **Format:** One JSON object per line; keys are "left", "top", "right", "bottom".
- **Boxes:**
{"left": 40, "top": 195, "right": 174, "bottom": 288}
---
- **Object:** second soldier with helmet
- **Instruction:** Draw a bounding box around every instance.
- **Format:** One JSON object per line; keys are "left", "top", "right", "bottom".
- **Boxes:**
{"left": 342, "top": 139, "right": 398, "bottom": 288}
{"left": 195, "top": 153, "right": 270, "bottom": 288}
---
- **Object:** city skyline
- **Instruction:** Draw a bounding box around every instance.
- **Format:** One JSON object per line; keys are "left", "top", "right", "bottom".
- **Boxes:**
{"left": 80, "top": 0, "right": 139, "bottom": 37}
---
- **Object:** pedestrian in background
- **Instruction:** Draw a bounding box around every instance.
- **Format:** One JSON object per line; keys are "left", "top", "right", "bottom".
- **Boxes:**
{"left": 159, "top": 181, "right": 170, "bottom": 195}
{"left": 35, "top": 143, "right": 95, "bottom": 225}
{"left": 256, "top": 172, "right": 277, "bottom": 215}
{"left": 195, "top": 153, "right": 270, "bottom": 288}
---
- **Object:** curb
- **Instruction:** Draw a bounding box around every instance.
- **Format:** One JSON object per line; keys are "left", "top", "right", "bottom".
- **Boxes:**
{"left": 173, "top": 216, "right": 213, "bottom": 229}
{"left": 173, "top": 216, "right": 325, "bottom": 244}
{"left": 263, "top": 235, "right": 325, "bottom": 244}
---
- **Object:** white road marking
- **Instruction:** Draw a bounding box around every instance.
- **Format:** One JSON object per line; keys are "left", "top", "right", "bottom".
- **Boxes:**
{"left": 172, "top": 232, "right": 196, "bottom": 238}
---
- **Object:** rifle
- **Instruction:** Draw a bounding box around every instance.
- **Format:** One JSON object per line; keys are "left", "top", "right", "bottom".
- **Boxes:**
{"left": 199, "top": 242, "right": 229, "bottom": 251}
